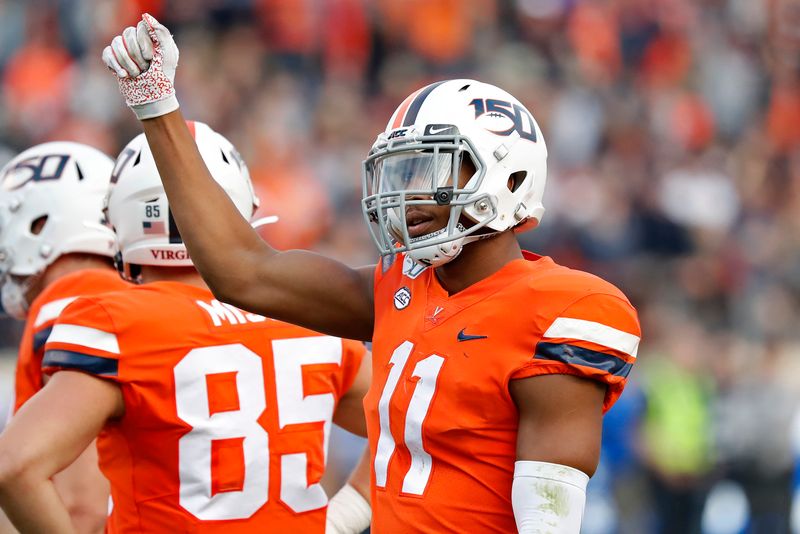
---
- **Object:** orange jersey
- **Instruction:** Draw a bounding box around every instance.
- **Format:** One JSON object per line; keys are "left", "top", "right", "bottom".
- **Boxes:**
{"left": 42, "top": 281, "right": 366, "bottom": 533}
{"left": 14, "top": 268, "right": 129, "bottom": 411}
{"left": 364, "top": 251, "right": 640, "bottom": 532}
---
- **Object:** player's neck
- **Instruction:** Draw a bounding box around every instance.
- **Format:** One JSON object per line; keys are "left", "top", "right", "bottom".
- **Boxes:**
{"left": 33, "top": 254, "right": 115, "bottom": 301}
{"left": 433, "top": 231, "right": 523, "bottom": 295}
{"left": 138, "top": 265, "right": 209, "bottom": 290}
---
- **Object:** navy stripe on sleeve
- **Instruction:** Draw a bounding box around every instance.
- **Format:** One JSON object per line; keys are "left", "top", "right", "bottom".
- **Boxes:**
{"left": 402, "top": 81, "right": 446, "bottom": 126}
{"left": 33, "top": 326, "right": 53, "bottom": 353}
{"left": 42, "top": 350, "right": 119, "bottom": 377}
{"left": 535, "top": 342, "right": 632, "bottom": 378}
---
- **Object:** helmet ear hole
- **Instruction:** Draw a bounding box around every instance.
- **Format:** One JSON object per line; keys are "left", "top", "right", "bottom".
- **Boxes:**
{"left": 462, "top": 156, "right": 477, "bottom": 175}
{"left": 30, "top": 215, "right": 48, "bottom": 236}
{"left": 508, "top": 171, "right": 527, "bottom": 193}
{"left": 459, "top": 154, "right": 478, "bottom": 187}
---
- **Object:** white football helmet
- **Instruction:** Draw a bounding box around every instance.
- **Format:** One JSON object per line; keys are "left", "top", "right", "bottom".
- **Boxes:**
{"left": 107, "top": 121, "right": 259, "bottom": 280}
{"left": 362, "top": 79, "right": 548, "bottom": 267}
{"left": 0, "top": 142, "right": 116, "bottom": 318}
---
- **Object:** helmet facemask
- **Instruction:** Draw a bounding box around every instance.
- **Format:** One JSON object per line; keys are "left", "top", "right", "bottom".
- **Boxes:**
{"left": 362, "top": 128, "right": 500, "bottom": 268}
{"left": 362, "top": 79, "right": 548, "bottom": 268}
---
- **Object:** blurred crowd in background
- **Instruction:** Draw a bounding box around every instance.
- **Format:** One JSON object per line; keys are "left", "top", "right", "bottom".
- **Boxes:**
{"left": 1, "top": 0, "right": 800, "bottom": 532}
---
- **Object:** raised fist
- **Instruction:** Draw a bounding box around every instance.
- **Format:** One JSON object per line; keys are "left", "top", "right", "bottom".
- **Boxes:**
{"left": 102, "top": 13, "right": 180, "bottom": 120}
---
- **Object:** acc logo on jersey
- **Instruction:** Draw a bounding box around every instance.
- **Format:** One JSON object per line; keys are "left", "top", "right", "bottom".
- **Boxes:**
{"left": 394, "top": 286, "right": 411, "bottom": 310}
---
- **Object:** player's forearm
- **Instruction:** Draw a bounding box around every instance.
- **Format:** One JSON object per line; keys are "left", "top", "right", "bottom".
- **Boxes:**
{"left": 0, "top": 374, "right": 119, "bottom": 533}
{"left": 141, "top": 111, "right": 275, "bottom": 301}
{"left": 141, "top": 117, "right": 377, "bottom": 336}
{"left": 139, "top": 113, "right": 370, "bottom": 333}
{"left": 333, "top": 352, "right": 370, "bottom": 435}
{"left": 347, "top": 447, "right": 371, "bottom": 500}
{"left": 108, "top": 15, "right": 375, "bottom": 340}
{"left": 326, "top": 448, "right": 372, "bottom": 534}
{"left": 52, "top": 442, "right": 109, "bottom": 534}
{"left": 0, "top": 476, "right": 76, "bottom": 533}
{"left": 512, "top": 461, "right": 587, "bottom": 533}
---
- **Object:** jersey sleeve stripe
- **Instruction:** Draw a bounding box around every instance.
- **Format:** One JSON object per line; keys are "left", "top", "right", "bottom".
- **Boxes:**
{"left": 33, "top": 326, "right": 53, "bottom": 353}
{"left": 542, "top": 317, "right": 640, "bottom": 358}
{"left": 42, "top": 349, "right": 119, "bottom": 376}
{"left": 33, "top": 297, "right": 78, "bottom": 328}
{"left": 535, "top": 342, "right": 632, "bottom": 378}
{"left": 47, "top": 324, "right": 120, "bottom": 354}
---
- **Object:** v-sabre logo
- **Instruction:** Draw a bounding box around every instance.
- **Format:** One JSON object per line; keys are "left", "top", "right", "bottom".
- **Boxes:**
{"left": 457, "top": 328, "right": 488, "bottom": 342}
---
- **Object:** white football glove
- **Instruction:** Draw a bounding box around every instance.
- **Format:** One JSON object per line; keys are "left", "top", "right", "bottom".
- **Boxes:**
{"left": 102, "top": 13, "right": 180, "bottom": 120}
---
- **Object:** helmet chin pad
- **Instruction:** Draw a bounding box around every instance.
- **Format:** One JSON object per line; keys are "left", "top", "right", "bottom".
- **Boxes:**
{"left": 406, "top": 237, "right": 464, "bottom": 268}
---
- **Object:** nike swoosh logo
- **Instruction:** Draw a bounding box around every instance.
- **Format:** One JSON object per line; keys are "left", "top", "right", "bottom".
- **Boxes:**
{"left": 427, "top": 125, "right": 452, "bottom": 135}
{"left": 457, "top": 328, "right": 488, "bottom": 342}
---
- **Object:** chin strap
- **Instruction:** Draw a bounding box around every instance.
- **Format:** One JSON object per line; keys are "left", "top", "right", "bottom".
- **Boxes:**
{"left": 0, "top": 274, "right": 36, "bottom": 320}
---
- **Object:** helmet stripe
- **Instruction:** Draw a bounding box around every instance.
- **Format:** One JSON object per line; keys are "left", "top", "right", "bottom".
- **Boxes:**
{"left": 402, "top": 81, "right": 446, "bottom": 127}
{"left": 167, "top": 208, "right": 182, "bottom": 244}
{"left": 391, "top": 88, "right": 424, "bottom": 129}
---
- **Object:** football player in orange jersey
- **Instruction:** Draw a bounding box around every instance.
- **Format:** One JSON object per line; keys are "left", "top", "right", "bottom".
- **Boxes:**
{"left": 0, "top": 122, "right": 372, "bottom": 533}
{"left": 100, "top": 15, "right": 641, "bottom": 533}
{"left": 0, "top": 141, "right": 129, "bottom": 532}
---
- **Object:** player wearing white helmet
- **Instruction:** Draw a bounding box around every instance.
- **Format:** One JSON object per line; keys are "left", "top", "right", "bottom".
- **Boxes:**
{"left": 0, "top": 141, "right": 128, "bottom": 533}
{"left": 107, "top": 121, "right": 260, "bottom": 279}
{"left": 0, "top": 122, "right": 371, "bottom": 534}
{"left": 362, "top": 80, "right": 546, "bottom": 268}
{"left": 0, "top": 142, "right": 118, "bottom": 321}
{"left": 93, "top": 15, "right": 641, "bottom": 533}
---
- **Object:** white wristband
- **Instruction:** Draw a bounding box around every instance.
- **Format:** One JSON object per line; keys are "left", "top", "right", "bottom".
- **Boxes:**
{"left": 326, "top": 483, "right": 371, "bottom": 534}
{"left": 512, "top": 460, "right": 589, "bottom": 534}
{"left": 131, "top": 94, "right": 179, "bottom": 120}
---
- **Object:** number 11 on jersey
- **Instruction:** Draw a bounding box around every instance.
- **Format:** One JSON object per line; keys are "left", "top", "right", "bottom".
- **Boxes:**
{"left": 374, "top": 341, "right": 444, "bottom": 495}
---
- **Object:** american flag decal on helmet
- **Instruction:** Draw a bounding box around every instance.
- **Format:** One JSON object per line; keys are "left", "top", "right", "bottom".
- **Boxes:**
{"left": 142, "top": 221, "right": 165, "bottom": 234}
